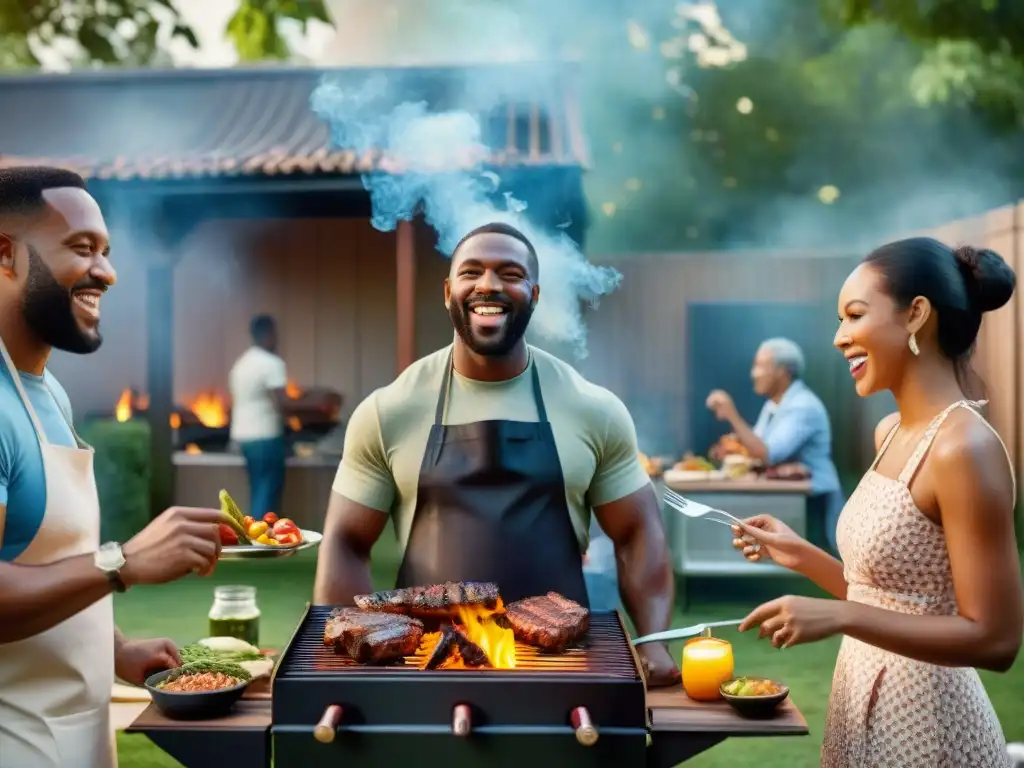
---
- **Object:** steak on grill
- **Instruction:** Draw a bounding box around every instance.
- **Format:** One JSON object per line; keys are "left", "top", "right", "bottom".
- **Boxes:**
{"left": 354, "top": 581, "right": 501, "bottom": 617}
{"left": 504, "top": 592, "right": 590, "bottom": 651}
{"left": 323, "top": 607, "right": 425, "bottom": 664}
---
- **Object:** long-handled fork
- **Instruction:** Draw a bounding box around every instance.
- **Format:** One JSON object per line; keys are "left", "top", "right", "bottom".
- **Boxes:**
{"left": 662, "top": 487, "right": 760, "bottom": 550}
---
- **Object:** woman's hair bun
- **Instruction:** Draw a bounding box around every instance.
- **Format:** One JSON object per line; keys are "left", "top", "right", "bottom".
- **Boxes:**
{"left": 953, "top": 245, "right": 1016, "bottom": 313}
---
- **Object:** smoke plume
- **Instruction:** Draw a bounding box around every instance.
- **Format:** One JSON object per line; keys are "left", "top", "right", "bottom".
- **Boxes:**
{"left": 310, "top": 71, "right": 621, "bottom": 359}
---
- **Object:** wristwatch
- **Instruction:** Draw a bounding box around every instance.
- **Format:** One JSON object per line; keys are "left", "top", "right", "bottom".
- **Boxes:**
{"left": 95, "top": 542, "right": 128, "bottom": 593}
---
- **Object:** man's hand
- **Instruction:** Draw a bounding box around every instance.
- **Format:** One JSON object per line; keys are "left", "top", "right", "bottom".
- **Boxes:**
{"left": 705, "top": 390, "right": 737, "bottom": 422}
{"left": 115, "top": 637, "right": 180, "bottom": 686}
{"left": 121, "top": 507, "right": 224, "bottom": 586}
{"left": 637, "top": 643, "right": 681, "bottom": 687}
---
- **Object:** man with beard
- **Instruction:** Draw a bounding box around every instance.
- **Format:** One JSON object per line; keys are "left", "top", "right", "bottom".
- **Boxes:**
{"left": 314, "top": 222, "right": 680, "bottom": 687}
{"left": 0, "top": 167, "right": 224, "bottom": 767}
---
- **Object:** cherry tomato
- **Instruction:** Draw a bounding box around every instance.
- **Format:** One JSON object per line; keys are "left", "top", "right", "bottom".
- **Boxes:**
{"left": 218, "top": 524, "right": 239, "bottom": 546}
{"left": 275, "top": 532, "right": 300, "bottom": 546}
{"left": 262, "top": 512, "right": 279, "bottom": 525}
{"left": 248, "top": 521, "right": 269, "bottom": 539}
{"left": 242, "top": 515, "right": 255, "bottom": 529}
{"left": 273, "top": 522, "right": 299, "bottom": 539}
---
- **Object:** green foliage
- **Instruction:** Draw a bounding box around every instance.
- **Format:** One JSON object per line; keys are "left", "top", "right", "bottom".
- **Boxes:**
{"left": 78, "top": 418, "right": 152, "bottom": 545}
{"left": 0, "top": 0, "right": 331, "bottom": 69}
{"left": 225, "top": 0, "right": 331, "bottom": 62}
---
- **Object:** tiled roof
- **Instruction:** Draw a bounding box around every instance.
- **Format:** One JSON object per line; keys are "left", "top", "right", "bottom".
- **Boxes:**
{"left": 0, "top": 64, "right": 589, "bottom": 182}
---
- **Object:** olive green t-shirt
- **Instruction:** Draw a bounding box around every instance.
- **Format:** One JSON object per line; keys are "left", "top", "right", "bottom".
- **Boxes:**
{"left": 332, "top": 343, "right": 650, "bottom": 556}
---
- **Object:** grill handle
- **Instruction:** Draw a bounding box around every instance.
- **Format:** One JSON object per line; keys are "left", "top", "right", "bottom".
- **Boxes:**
{"left": 570, "top": 706, "right": 599, "bottom": 746}
{"left": 314, "top": 704, "right": 344, "bottom": 744}
{"left": 451, "top": 704, "right": 472, "bottom": 736}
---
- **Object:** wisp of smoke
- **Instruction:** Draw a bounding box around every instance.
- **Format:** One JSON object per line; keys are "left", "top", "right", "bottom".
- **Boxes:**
{"left": 310, "top": 73, "right": 622, "bottom": 358}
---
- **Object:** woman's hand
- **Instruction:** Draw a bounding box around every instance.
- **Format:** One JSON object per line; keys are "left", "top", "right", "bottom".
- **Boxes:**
{"left": 730, "top": 514, "right": 808, "bottom": 571}
{"left": 739, "top": 595, "right": 847, "bottom": 649}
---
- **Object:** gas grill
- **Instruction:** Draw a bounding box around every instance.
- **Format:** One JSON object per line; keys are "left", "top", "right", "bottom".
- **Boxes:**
{"left": 271, "top": 604, "right": 650, "bottom": 767}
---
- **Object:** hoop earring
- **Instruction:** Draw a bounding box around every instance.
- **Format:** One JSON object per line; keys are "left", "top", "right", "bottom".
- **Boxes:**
{"left": 908, "top": 333, "right": 920, "bottom": 356}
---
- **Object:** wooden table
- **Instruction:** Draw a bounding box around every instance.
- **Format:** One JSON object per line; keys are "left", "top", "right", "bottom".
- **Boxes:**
{"left": 126, "top": 685, "right": 807, "bottom": 767}
{"left": 661, "top": 477, "right": 812, "bottom": 608}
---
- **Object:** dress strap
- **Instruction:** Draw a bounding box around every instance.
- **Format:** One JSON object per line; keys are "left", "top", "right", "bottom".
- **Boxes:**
{"left": 869, "top": 419, "right": 901, "bottom": 471}
{"left": 897, "top": 399, "right": 987, "bottom": 486}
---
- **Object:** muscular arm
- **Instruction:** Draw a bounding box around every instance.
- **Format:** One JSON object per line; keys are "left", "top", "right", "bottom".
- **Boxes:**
{"left": 0, "top": 529, "right": 115, "bottom": 644}
{"left": 837, "top": 415, "right": 1022, "bottom": 671}
{"left": 312, "top": 392, "right": 395, "bottom": 605}
{"left": 593, "top": 485, "right": 674, "bottom": 637}
{"left": 313, "top": 493, "right": 388, "bottom": 604}
{"left": 588, "top": 394, "right": 673, "bottom": 637}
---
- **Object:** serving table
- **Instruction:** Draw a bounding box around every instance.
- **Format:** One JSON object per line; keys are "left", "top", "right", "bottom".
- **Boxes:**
{"left": 124, "top": 684, "right": 807, "bottom": 767}
{"left": 661, "top": 477, "right": 811, "bottom": 608}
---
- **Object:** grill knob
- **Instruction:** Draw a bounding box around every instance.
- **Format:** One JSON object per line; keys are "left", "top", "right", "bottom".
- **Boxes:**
{"left": 570, "top": 706, "right": 599, "bottom": 747}
{"left": 452, "top": 704, "right": 472, "bottom": 736}
{"left": 314, "top": 704, "right": 344, "bottom": 744}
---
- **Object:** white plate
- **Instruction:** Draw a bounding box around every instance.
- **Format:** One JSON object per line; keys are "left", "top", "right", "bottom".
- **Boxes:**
{"left": 663, "top": 469, "right": 726, "bottom": 484}
{"left": 220, "top": 530, "right": 323, "bottom": 560}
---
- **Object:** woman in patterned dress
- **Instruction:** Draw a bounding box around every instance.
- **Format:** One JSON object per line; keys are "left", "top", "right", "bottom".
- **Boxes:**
{"left": 730, "top": 237, "right": 1022, "bottom": 767}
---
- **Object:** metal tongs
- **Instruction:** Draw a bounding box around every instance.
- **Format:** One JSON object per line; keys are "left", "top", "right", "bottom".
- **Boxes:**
{"left": 662, "top": 487, "right": 761, "bottom": 549}
{"left": 632, "top": 620, "right": 744, "bottom": 646}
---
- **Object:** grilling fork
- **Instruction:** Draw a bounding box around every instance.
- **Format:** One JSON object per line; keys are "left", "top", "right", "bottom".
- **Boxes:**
{"left": 662, "top": 487, "right": 761, "bottom": 549}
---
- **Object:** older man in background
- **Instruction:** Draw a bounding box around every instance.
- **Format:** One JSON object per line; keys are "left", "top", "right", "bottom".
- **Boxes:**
{"left": 706, "top": 337, "right": 843, "bottom": 552}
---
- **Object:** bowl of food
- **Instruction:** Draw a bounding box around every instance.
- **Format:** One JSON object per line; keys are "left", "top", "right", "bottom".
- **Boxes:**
{"left": 719, "top": 676, "right": 789, "bottom": 718}
{"left": 145, "top": 661, "right": 252, "bottom": 720}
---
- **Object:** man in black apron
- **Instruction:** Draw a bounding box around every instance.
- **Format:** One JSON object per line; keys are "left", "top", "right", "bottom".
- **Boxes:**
{"left": 315, "top": 221, "right": 679, "bottom": 686}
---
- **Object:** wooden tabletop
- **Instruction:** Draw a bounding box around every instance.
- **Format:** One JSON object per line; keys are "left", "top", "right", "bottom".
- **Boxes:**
{"left": 647, "top": 685, "right": 808, "bottom": 735}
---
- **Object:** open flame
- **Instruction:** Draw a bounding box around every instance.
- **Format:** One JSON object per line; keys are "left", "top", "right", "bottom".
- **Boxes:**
{"left": 286, "top": 380, "right": 303, "bottom": 399}
{"left": 189, "top": 391, "right": 228, "bottom": 428}
{"left": 457, "top": 602, "right": 516, "bottom": 669}
{"left": 114, "top": 389, "right": 133, "bottom": 422}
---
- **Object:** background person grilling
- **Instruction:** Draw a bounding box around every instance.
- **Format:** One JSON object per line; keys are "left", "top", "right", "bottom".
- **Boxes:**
{"left": 314, "top": 221, "right": 680, "bottom": 686}
{"left": 0, "top": 166, "right": 223, "bottom": 768}
{"left": 706, "top": 338, "right": 843, "bottom": 553}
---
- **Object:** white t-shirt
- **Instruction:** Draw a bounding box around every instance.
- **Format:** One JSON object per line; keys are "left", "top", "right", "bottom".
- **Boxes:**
{"left": 228, "top": 346, "right": 287, "bottom": 442}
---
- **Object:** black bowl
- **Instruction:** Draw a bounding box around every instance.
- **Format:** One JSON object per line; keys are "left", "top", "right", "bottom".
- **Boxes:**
{"left": 719, "top": 677, "right": 789, "bottom": 719}
{"left": 144, "top": 668, "right": 250, "bottom": 720}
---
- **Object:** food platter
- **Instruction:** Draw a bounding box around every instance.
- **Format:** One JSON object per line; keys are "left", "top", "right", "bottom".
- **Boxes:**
{"left": 220, "top": 530, "right": 322, "bottom": 560}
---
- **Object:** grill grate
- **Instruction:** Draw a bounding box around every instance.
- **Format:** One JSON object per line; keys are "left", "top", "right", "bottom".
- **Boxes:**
{"left": 276, "top": 606, "right": 640, "bottom": 679}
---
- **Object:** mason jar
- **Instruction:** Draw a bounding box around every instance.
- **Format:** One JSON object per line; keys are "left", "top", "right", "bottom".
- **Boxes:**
{"left": 208, "top": 585, "right": 261, "bottom": 647}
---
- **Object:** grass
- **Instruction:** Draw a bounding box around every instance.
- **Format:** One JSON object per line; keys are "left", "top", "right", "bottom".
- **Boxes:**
{"left": 114, "top": 538, "right": 1024, "bottom": 768}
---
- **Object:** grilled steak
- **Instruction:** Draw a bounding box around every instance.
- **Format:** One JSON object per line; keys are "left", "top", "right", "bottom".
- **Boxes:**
{"left": 504, "top": 592, "right": 589, "bottom": 651}
{"left": 323, "top": 607, "right": 424, "bottom": 664}
{"left": 354, "top": 582, "right": 501, "bottom": 617}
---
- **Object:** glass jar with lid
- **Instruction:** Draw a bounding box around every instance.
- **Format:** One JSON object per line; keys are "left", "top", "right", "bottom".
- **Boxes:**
{"left": 208, "top": 585, "right": 261, "bottom": 647}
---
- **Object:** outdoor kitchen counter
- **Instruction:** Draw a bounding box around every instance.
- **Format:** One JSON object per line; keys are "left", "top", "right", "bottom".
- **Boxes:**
{"left": 125, "top": 685, "right": 808, "bottom": 767}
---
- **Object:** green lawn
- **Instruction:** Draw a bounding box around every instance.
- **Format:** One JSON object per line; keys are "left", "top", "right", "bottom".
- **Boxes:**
{"left": 114, "top": 538, "right": 1024, "bottom": 768}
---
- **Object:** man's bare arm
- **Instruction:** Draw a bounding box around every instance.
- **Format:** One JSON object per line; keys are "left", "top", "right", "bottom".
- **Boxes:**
{"left": 593, "top": 485, "right": 674, "bottom": 637}
{"left": 313, "top": 492, "right": 389, "bottom": 605}
{"left": 0, "top": 515, "right": 115, "bottom": 643}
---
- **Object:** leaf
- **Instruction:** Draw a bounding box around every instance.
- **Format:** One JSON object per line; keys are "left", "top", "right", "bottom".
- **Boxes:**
{"left": 172, "top": 22, "right": 199, "bottom": 48}
{"left": 78, "top": 20, "right": 120, "bottom": 63}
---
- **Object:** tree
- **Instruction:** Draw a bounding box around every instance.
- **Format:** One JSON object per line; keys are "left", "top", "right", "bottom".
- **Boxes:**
{"left": 0, "top": 0, "right": 331, "bottom": 69}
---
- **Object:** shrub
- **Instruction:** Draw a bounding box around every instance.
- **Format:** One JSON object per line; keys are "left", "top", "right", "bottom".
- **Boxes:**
{"left": 79, "top": 419, "right": 152, "bottom": 545}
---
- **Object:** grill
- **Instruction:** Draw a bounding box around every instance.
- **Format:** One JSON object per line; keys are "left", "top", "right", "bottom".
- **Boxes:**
{"left": 271, "top": 604, "right": 650, "bottom": 767}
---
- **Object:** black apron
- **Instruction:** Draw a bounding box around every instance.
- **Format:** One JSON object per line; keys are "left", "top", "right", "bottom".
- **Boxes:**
{"left": 395, "top": 349, "right": 590, "bottom": 608}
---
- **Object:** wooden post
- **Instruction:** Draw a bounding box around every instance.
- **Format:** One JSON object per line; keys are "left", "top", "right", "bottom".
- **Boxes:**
{"left": 396, "top": 219, "right": 417, "bottom": 373}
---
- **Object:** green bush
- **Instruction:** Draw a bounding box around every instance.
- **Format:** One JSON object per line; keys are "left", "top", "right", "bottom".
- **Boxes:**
{"left": 78, "top": 419, "right": 152, "bottom": 545}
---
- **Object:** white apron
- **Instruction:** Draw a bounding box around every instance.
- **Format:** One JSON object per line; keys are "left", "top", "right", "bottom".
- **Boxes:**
{"left": 0, "top": 338, "right": 116, "bottom": 768}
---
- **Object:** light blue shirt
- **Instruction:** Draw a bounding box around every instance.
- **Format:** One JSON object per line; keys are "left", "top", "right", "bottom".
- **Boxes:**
{"left": 752, "top": 379, "right": 840, "bottom": 497}
{"left": 0, "top": 364, "right": 77, "bottom": 561}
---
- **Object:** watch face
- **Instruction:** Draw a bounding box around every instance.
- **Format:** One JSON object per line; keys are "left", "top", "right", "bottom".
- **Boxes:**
{"left": 97, "top": 543, "right": 125, "bottom": 570}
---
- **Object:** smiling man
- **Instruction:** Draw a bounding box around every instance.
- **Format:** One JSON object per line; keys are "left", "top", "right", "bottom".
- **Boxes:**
{"left": 0, "top": 167, "right": 224, "bottom": 767}
{"left": 314, "top": 221, "right": 680, "bottom": 687}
